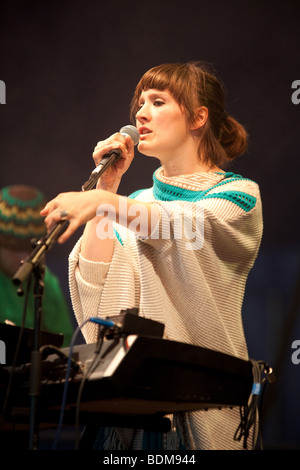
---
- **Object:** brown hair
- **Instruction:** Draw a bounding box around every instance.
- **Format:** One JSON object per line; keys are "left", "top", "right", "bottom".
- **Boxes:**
{"left": 130, "top": 62, "right": 248, "bottom": 167}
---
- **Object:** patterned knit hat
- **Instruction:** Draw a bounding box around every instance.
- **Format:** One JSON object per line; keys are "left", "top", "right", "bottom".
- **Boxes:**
{"left": 0, "top": 185, "right": 47, "bottom": 251}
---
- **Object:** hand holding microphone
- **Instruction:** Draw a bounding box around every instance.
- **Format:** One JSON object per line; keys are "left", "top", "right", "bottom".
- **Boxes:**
{"left": 82, "top": 125, "right": 140, "bottom": 191}
{"left": 40, "top": 125, "right": 139, "bottom": 244}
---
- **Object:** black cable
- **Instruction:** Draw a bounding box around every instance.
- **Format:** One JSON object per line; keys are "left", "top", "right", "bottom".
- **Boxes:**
{"left": 51, "top": 319, "right": 91, "bottom": 449}
{"left": 0, "top": 275, "right": 31, "bottom": 430}
{"left": 74, "top": 328, "right": 105, "bottom": 449}
{"left": 234, "top": 360, "right": 273, "bottom": 450}
{"left": 39, "top": 344, "right": 80, "bottom": 373}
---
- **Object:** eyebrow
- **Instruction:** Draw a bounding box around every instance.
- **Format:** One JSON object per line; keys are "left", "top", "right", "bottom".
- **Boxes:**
{"left": 139, "top": 90, "right": 170, "bottom": 102}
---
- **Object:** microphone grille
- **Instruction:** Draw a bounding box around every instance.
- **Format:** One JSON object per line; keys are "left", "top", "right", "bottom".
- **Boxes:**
{"left": 120, "top": 125, "right": 140, "bottom": 146}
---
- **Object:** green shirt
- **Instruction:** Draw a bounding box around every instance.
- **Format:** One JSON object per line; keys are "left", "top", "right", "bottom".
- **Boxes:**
{"left": 0, "top": 267, "right": 74, "bottom": 347}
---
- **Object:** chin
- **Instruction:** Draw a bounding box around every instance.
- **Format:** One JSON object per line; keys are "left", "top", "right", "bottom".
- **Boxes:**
{"left": 138, "top": 142, "right": 158, "bottom": 158}
{"left": 137, "top": 142, "right": 149, "bottom": 155}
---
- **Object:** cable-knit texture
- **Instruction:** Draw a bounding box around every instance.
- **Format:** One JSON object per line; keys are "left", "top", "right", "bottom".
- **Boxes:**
{"left": 68, "top": 168, "right": 263, "bottom": 450}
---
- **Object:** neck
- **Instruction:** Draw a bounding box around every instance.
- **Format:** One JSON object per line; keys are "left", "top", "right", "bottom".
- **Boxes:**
{"left": 162, "top": 158, "right": 221, "bottom": 177}
{"left": 153, "top": 135, "right": 223, "bottom": 177}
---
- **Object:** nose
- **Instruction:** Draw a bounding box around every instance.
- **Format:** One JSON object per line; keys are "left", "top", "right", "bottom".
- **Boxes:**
{"left": 136, "top": 104, "right": 150, "bottom": 123}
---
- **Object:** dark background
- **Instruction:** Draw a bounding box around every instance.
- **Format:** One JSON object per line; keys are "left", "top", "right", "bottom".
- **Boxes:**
{"left": 0, "top": 0, "right": 299, "bottom": 450}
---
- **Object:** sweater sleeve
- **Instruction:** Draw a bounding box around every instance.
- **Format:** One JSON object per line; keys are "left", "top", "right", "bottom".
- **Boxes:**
{"left": 68, "top": 236, "right": 110, "bottom": 342}
{"left": 69, "top": 234, "right": 140, "bottom": 343}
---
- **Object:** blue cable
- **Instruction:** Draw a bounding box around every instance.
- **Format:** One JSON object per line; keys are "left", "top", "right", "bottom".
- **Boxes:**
{"left": 52, "top": 316, "right": 115, "bottom": 449}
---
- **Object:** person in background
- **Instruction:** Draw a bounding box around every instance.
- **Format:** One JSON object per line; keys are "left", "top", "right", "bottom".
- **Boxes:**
{"left": 0, "top": 184, "right": 74, "bottom": 347}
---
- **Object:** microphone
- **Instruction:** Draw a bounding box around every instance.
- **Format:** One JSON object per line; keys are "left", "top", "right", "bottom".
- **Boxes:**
{"left": 82, "top": 125, "right": 140, "bottom": 191}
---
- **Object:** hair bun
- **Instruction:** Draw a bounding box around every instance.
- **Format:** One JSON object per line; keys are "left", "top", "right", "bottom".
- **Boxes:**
{"left": 219, "top": 115, "right": 248, "bottom": 161}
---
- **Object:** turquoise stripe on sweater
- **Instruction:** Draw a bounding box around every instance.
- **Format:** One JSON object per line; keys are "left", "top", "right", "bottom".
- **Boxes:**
{"left": 129, "top": 171, "right": 257, "bottom": 212}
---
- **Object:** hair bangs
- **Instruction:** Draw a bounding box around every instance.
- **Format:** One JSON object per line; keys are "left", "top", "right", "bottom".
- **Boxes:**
{"left": 130, "top": 64, "right": 188, "bottom": 122}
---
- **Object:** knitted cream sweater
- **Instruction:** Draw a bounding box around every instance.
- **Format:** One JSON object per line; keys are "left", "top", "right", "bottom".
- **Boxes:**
{"left": 68, "top": 168, "right": 263, "bottom": 450}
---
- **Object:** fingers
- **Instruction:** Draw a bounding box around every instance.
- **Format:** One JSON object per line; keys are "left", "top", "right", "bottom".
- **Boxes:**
{"left": 40, "top": 194, "right": 73, "bottom": 235}
{"left": 41, "top": 195, "right": 62, "bottom": 223}
{"left": 43, "top": 207, "right": 67, "bottom": 233}
{"left": 56, "top": 219, "right": 80, "bottom": 244}
{"left": 40, "top": 201, "right": 51, "bottom": 216}
{"left": 93, "top": 132, "right": 133, "bottom": 166}
{"left": 40, "top": 191, "right": 99, "bottom": 244}
{"left": 42, "top": 206, "right": 79, "bottom": 244}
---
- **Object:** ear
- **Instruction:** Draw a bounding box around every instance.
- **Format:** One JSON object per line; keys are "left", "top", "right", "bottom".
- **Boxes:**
{"left": 190, "top": 106, "right": 208, "bottom": 130}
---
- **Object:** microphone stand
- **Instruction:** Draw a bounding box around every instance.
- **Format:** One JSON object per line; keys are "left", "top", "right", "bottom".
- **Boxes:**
{"left": 12, "top": 220, "right": 69, "bottom": 450}
{"left": 11, "top": 148, "right": 117, "bottom": 449}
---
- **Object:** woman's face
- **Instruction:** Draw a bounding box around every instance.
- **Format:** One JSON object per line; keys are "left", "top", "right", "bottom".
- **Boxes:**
{"left": 135, "top": 88, "right": 192, "bottom": 162}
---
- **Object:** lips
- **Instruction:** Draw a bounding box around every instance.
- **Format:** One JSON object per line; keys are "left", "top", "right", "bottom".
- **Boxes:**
{"left": 139, "top": 127, "right": 152, "bottom": 136}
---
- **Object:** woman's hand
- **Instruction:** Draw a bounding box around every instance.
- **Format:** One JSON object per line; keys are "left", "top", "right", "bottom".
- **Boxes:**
{"left": 93, "top": 132, "right": 135, "bottom": 192}
{"left": 40, "top": 131, "right": 136, "bottom": 244}
{"left": 40, "top": 190, "right": 102, "bottom": 244}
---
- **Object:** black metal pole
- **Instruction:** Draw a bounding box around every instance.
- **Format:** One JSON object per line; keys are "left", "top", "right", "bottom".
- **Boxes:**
{"left": 28, "top": 263, "right": 44, "bottom": 450}
{"left": 11, "top": 221, "right": 69, "bottom": 450}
